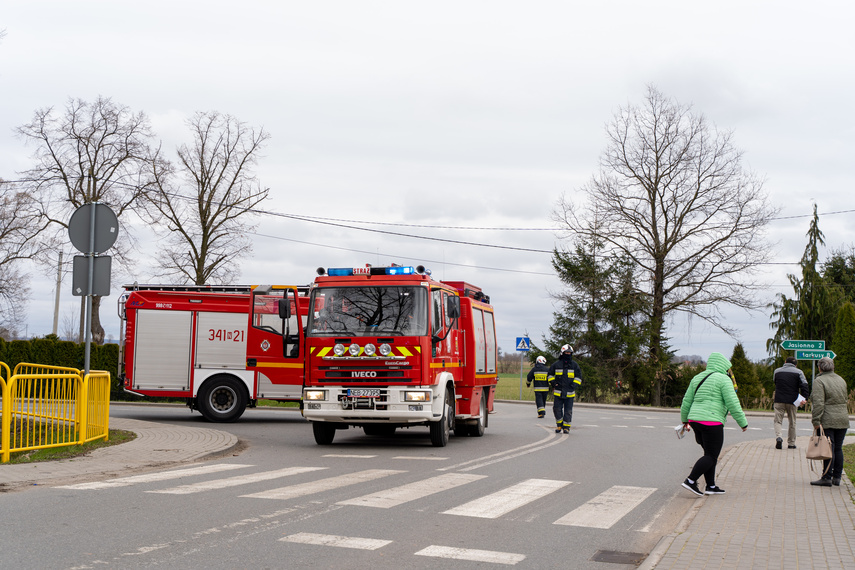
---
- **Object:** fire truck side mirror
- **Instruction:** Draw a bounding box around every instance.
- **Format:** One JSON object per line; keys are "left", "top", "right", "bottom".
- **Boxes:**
{"left": 278, "top": 298, "right": 292, "bottom": 320}
{"left": 446, "top": 296, "right": 461, "bottom": 320}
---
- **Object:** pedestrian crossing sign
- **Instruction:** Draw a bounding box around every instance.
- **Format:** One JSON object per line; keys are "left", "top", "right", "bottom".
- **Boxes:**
{"left": 516, "top": 337, "right": 531, "bottom": 351}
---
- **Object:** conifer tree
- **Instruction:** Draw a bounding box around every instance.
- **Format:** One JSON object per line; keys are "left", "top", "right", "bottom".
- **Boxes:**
{"left": 833, "top": 302, "right": 855, "bottom": 392}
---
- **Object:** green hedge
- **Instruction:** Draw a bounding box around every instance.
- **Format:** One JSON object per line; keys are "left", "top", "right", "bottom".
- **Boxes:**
{"left": 0, "top": 336, "right": 123, "bottom": 398}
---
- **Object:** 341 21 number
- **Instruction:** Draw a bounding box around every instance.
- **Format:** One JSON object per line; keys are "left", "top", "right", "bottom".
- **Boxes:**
{"left": 207, "top": 329, "right": 244, "bottom": 342}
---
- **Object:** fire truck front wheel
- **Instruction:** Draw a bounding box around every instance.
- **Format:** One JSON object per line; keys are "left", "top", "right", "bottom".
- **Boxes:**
{"left": 429, "top": 388, "right": 454, "bottom": 447}
{"left": 313, "top": 422, "right": 337, "bottom": 445}
{"left": 197, "top": 376, "right": 248, "bottom": 423}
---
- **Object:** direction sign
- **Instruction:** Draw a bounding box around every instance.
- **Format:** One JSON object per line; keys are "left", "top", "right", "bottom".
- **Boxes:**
{"left": 72, "top": 255, "right": 112, "bottom": 296}
{"left": 515, "top": 337, "right": 531, "bottom": 352}
{"left": 795, "top": 349, "right": 836, "bottom": 361}
{"left": 781, "top": 340, "right": 825, "bottom": 351}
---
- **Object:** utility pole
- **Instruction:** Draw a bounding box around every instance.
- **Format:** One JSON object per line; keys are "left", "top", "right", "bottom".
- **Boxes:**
{"left": 52, "top": 251, "right": 62, "bottom": 335}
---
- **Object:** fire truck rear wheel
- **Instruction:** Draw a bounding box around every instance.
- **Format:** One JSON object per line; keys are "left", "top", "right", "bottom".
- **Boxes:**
{"left": 197, "top": 376, "right": 247, "bottom": 423}
{"left": 429, "top": 388, "right": 454, "bottom": 447}
{"left": 470, "top": 391, "right": 487, "bottom": 437}
{"left": 313, "top": 422, "right": 336, "bottom": 445}
{"left": 454, "top": 391, "right": 487, "bottom": 437}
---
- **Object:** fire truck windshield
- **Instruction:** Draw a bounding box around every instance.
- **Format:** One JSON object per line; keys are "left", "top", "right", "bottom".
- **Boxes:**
{"left": 308, "top": 286, "right": 428, "bottom": 337}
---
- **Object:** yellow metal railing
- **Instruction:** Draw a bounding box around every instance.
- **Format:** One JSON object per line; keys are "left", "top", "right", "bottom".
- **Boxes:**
{"left": 1, "top": 362, "right": 111, "bottom": 463}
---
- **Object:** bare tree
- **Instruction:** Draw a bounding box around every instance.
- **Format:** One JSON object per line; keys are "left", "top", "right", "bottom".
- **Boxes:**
{"left": 16, "top": 97, "right": 160, "bottom": 343}
{"left": 0, "top": 178, "right": 51, "bottom": 334}
{"left": 60, "top": 309, "right": 80, "bottom": 342}
{"left": 554, "top": 86, "right": 777, "bottom": 405}
{"left": 146, "top": 111, "right": 270, "bottom": 285}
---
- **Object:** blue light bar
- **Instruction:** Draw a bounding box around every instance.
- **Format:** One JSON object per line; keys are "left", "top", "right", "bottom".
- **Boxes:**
{"left": 323, "top": 266, "right": 417, "bottom": 277}
{"left": 326, "top": 268, "right": 354, "bottom": 276}
{"left": 385, "top": 266, "right": 415, "bottom": 275}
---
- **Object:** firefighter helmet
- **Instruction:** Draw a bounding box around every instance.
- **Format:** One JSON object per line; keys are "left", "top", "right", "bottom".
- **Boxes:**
{"left": 560, "top": 344, "right": 573, "bottom": 354}
{"left": 536, "top": 356, "right": 546, "bottom": 365}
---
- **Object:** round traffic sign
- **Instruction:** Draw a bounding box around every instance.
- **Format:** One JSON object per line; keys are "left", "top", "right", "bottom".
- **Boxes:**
{"left": 68, "top": 203, "right": 119, "bottom": 253}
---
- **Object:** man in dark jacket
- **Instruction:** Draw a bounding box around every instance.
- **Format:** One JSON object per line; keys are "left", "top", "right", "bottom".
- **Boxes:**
{"left": 526, "top": 356, "right": 550, "bottom": 418}
{"left": 772, "top": 357, "right": 810, "bottom": 449}
{"left": 548, "top": 344, "right": 582, "bottom": 434}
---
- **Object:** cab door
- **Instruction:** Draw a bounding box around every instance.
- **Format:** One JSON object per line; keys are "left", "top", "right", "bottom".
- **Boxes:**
{"left": 245, "top": 287, "right": 304, "bottom": 399}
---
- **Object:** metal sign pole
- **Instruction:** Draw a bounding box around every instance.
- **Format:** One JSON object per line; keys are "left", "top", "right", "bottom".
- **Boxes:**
{"left": 84, "top": 206, "right": 96, "bottom": 374}
{"left": 519, "top": 352, "right": 524, "bottom": 400}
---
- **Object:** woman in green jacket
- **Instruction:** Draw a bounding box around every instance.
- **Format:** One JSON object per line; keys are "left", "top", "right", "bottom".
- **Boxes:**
{"left": 680, "top": 352, "right": 748, "bottom": 496}
{"left": 810, "top": 357, "right": 850, "bottom": 487}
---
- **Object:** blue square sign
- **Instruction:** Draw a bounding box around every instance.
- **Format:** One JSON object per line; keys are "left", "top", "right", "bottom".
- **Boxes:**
{"left": 515, "top": 337, "right": 531, "bottom": 351}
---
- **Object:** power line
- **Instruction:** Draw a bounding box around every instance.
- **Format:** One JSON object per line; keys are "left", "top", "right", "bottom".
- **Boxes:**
{"left": 248, "top": 232, "right": 556, "bottom": 276}
{"left": 5, "top": 178, "right": 849, "bottom": 264}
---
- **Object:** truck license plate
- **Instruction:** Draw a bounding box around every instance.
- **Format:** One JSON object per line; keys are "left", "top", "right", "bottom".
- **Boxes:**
{"left": 347, "top": 388, "right": 381, "bottom": 398}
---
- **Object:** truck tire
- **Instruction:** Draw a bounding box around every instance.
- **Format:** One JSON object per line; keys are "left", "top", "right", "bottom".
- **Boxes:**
{"left": 197, "top": 376, "right": 247, "bottom": 423}
{"left": 469, "top": 391, "right": 488, "bottom": 437}
{"left": 429, "top": 388, "right": 454, "bottom": 447}
{"left": 313, "top": 422, "right": 336, "bottom": 445}
{"left": 454, "top": 391, "right": 488, "bottom": 437}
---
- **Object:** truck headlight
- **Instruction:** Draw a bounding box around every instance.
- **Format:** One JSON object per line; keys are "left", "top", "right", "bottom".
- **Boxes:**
{"left": 333, "top": 343, "right": 346, "bottom": 356}
{"left": 379, "top": 343, "right": 392, "bottom": 356}
{"left": 305, "top": 390, "right": 326, "bottom": 401}
{"left": 364, "top": 343, "right": 376, "bottom": 356}
{"left": 404, "top": 391, "right": 430, "bottom": 402}
{"left": 349, "top": 343, "right": 361, "bottom": 356}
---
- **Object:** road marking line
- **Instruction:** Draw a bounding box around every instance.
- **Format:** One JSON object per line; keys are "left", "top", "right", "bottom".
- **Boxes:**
{"left": 242, "top": 469, "right": 406, "bottom": 500}
{"left": 57, "top": 464, "right": 253, "bottom": 490}
{"left": 439, "top": 426, "right": 565, "bottom": 472}
{"left": 392, "top": 456, "right": 448, "bottom": 461}
{"left": 415, "top": 545, "right": 525, "bottom": 565}
{"left": 554, "top": 485, "right": 656, "bottom": 529}
{"left": 280, "top": 532, "right": 391, "bottom": 550}
{"left": 443, "top": 478, "right": 570, "bottom": 518}
{"left": 147, "top": 466, "right": 326, "bottom": 495}
{"left": 322, "top": 454, "right": 377, "bottom": 458}
{"left": 338, "top": 473, "right": 486, "bottom": 508}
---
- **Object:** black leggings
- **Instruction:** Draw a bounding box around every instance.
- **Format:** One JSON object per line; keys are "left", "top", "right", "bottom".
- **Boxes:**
{"left": 822, "top": 427, "right": 848, "bottom": 480}
{"left": 688, "top": 422, "right": 724, "bottom": 487}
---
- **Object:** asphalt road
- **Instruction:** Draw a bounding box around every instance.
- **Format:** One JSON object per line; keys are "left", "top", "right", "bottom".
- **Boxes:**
{"left": 0, "top": 401, "right": 779, "bottom": 569}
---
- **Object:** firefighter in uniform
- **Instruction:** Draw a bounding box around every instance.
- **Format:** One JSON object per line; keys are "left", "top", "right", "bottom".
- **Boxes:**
{"left": 548, "top": 344, "right": 582, "bottom": 434}
{"left": 526, "top": 355, "right": 550, "bottom": 418}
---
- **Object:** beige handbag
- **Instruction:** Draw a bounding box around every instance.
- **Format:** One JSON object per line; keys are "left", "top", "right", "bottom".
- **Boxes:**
{"left": 806, "top": 426, "right": 833, "bottom": 476}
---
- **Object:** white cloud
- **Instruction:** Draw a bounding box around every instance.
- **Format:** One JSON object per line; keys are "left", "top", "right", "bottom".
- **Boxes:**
{"left": 2, "top": 1, "right": 853, "bottom": 361}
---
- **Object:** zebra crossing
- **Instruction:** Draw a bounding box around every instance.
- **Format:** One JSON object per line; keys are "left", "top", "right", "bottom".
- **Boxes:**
{"left": 58, "top": 462, "right": 657, "bottom": 529}
{"left": 58, "top": 461, "right": 659, "bottom": 565}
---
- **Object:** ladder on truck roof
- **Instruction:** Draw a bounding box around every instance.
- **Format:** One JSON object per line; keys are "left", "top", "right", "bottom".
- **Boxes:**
{"left": 122, "top": 283, "right": 254, "bottom": 293}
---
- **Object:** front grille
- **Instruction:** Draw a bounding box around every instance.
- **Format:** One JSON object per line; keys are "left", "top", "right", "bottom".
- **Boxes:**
{"left": 325, "top": 370, "right": 406, "bottom": 379}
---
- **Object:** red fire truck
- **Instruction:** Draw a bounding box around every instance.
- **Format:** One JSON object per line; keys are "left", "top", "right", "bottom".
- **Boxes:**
{"left": 118, "top": 284, "right": 308, "bottom": 422}
{"left": 301, "top": 264, "right": 498, "bottom": 447}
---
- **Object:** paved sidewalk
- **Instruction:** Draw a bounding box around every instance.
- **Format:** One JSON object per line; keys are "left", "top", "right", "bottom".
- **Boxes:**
{"left": 0, "top": 417, "right": 238, "bottom": 490}
{"left": 642, "top": 434, "right": 855, "bottom": 570}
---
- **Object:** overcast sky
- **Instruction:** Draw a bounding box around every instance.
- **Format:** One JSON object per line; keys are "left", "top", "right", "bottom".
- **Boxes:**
{"left": 2, "top": 1, "right": 853, "bottom": 362}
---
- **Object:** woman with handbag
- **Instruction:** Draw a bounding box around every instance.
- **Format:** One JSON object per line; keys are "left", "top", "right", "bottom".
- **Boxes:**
{"left": 810, "top": 357, "right": 850, "bottom": 487}
{"left": 679, "top": 352, "right": 749, "bottom": 496}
